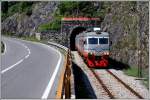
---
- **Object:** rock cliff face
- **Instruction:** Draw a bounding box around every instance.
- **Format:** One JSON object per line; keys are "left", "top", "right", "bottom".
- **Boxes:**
{"left": 101, "top": 1, "right": 149, "bottom": 68}
{"left": 2, "top": 2, "right": 58, "bottom": 36}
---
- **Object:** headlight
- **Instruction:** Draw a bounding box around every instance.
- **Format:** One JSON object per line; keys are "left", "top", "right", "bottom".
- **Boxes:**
{"left": 84, "top": 50, "right": 95, "bottom": 53}
{"left": 103, "top": 51, "right": 109, "bottom": 55}
{"left": 84, "top": 50, "right": 89, "bottom": 52}
{"left": 90, "top": 50, "right": 95, "bottom": 54}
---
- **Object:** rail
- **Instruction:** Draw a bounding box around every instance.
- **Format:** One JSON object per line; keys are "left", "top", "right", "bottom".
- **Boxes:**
{"left": 47, "top": 41, "right": 72, "bottom": 99}
{"left": 90, "top": 69, "right": 115, "bottom": 99}
{"left": 106, "top": 70, "right": 144, "bottom": 99}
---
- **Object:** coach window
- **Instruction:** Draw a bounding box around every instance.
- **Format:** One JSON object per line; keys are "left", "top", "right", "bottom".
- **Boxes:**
{"left": 88, "top": 38, "right": 98, "bottom": 44}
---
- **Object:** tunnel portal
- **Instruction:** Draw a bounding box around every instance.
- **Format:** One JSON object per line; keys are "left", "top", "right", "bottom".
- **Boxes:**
{"left": 61, "top": 17, "right": 100, "bottom": 50}
{"left": 70, "top": 27, "right": 86, "bottom": 51}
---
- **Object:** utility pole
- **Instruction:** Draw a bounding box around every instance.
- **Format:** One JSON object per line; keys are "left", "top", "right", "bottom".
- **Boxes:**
{"left": 61, "top": 19, "right": 63, "bottom": 44}
{"left": 137, "top": 16, "right": 142, "bottom": 78}
{"left": 136, "top": 3, "right": 142, "bottom": 78}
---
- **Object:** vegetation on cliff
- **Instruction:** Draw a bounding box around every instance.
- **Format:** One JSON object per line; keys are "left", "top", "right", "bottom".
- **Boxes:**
{"left": 38, "top": 1, "right": 110, "bottom": 31}
{"left": 2, "top": 2, "right": 34, "bottom": 21}
{"left": 2, "top": 1, "right": 111, "bottom": 32}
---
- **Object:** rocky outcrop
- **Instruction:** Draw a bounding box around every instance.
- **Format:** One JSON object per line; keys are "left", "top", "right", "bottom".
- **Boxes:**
{"left": 101, "top": 1, "right": 149, "bottom": 68}
{"left": 2, "top": 1, "right": 58, "bottom": 36}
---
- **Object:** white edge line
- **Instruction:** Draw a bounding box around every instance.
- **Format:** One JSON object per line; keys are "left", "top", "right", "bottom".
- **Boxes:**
{"left": 1, "top": 59, "right": 24, "bottom": 74}
{"left": 1, "top": 40, "right": 31, "bottom": 74}
{"left": 25, "top": 54, "right": 29, "bottom": 59}
{"left": 41, "top": 47, "right": 62, "bottom": 99}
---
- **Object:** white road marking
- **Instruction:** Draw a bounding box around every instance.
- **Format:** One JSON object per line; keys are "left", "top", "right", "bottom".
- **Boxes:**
{"left": 41, "top": 47, "right": 62, "bottom": 99}
{"left": 1, "top": 40, "right": 31, "bottom": 74}
{"left": 27, "top": 48, "right": 31, "bottom": 54}
{"left": 1, "top": 59, "right": 24, "bottom": 74}
{"left": 25, "top": 54, "right": 29, "bottom": 59}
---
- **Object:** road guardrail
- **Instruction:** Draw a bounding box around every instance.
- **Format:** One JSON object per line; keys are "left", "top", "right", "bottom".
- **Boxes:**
{"left": 48, "top": 41, "right": 72, "bottom": 99}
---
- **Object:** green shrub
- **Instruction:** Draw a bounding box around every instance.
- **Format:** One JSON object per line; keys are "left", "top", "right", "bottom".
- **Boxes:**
{"left": 38, "top": 19, "right": 61, "bottom": 32}
{"left": 3, "top": 32, "right": 15, "bottom": 36}
{"left": 25, "top": 7, "right": 32, "bottom": 16}
{"left": 123, "top": 67, "right": 138, "bottom": 77}
{"left": 2, "top": 1, "right": 33, "bottom": 20}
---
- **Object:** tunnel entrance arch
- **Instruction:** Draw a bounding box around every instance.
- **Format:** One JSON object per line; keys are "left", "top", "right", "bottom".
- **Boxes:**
{"left": 61, "top": 17, "right": 100, "bottom": 49}
{"left": 70, "top": 27, "right": 86, "bottom": 51}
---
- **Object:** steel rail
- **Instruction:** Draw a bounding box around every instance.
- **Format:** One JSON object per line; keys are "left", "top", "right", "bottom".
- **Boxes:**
{"left": 90, "top": 69, "right": 115, "bottom": 99}
{"left": 106, "top": 69, "right": 144, "bottom": 99}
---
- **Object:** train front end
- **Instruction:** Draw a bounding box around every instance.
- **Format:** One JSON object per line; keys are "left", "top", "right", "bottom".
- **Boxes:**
{"left": 84, "top": 32, "right": 109, "bottom": 68}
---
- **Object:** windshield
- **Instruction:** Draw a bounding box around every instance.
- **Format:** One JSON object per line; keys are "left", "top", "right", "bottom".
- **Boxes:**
{"left": 99, "top": 38, "right": 108, "bottom": 44}
{"left": 88, "top": 38, "right": 98, "bottom": 44}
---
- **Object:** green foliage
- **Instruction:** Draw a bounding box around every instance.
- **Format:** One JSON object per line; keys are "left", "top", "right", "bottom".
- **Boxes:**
{"left": 1, "top": 1, "right": 8, "bottom": 13}
{"left": 123, "top": 66, "right": 149, "bottom": 89}
{"left": 37, "top": 1, "right": 111, "bottom": 32}
{"left": 123, "top": 67, "right": 138, "bottom": 77}
{"left": 3, "top": 32, "right": 15, "bottom": 36}
{"left": 2, "top": 1, "right": 111, "bottom": 31}
{"left": 7, "top": 3, "right": 20, "bottom": 16}
{"left": 1, "top": 12, "right": 8, "bottom": 21}
{"left": 57, "top": 1, "right": 104, "bottom": 17}
{"left": 2, "top": 1, "right": 33, "bottom": 21}
{"left": 58, "top": 1, "right": 79, "bottom": 16}
{"left": 20, "top": 35, "right": 40, "bottom": 42}
{"left": 38, "top": 19, "right": 61, "bottom": 31}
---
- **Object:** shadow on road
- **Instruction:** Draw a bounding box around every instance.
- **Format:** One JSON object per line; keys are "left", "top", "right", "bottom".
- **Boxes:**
{"left": 72, "top": 61, "right": 97, "bottom": 99}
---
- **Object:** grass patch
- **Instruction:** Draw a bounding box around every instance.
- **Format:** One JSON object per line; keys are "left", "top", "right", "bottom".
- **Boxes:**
{"left": 123, "top": 67, "right": 149, "bottom": 89}
{"left": 142, "top": 69, "right": 149, "bottom": 89}
{"left": 123, "top": 67, "right": 138, "bottom": 77}
{"left": 20, "top": 36, "right": 41, "bottom": 42}
{"left": 38, "top": 18, "right": 61, "bottom": 32}
{"left": 1, "top": 41, "right": 5, "bottom": 53}
{"left": 2, "top": 33, "right": 43, "bottom": 43}
{"left": 143, "top": 76, "right": 149, "bottom": 89}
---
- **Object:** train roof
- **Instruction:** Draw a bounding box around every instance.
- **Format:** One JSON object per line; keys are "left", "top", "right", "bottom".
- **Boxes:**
{"left": 76, "top": 31, "right": 109, "bottom": 38}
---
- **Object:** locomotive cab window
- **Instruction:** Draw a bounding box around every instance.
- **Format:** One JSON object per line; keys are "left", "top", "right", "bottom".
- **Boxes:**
{"left": 99, "top": 38, "right": 108, "bottom": 44}
{"left": 88, "top": 38, "right": 98, "bottom": 44}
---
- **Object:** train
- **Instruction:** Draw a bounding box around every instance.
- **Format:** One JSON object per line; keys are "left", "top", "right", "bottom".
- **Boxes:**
{"left": 75, "top": 28, "right": 110, "bottom": 68}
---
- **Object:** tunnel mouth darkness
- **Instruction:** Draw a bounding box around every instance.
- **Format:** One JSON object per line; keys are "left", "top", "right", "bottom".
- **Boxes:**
{"left": 70, "top": 27, "right": 86, "bottom": 51}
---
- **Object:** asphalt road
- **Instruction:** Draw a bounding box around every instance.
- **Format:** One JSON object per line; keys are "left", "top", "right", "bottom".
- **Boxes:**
{"left": 1, "top": 37, "right": 64, "bottom": 99}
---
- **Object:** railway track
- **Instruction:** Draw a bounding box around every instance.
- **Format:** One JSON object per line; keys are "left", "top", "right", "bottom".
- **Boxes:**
{"left": 90, "top": 69, "right": 115, "bottom": 99}
{"left": 106, "top": 69, "right": 144, "bottom": 99}
{"left": 90, "top": 68, "right": 144, "bottom": 99}
{"left": 72, "top": 51, "right": 147, "bottom": 99}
